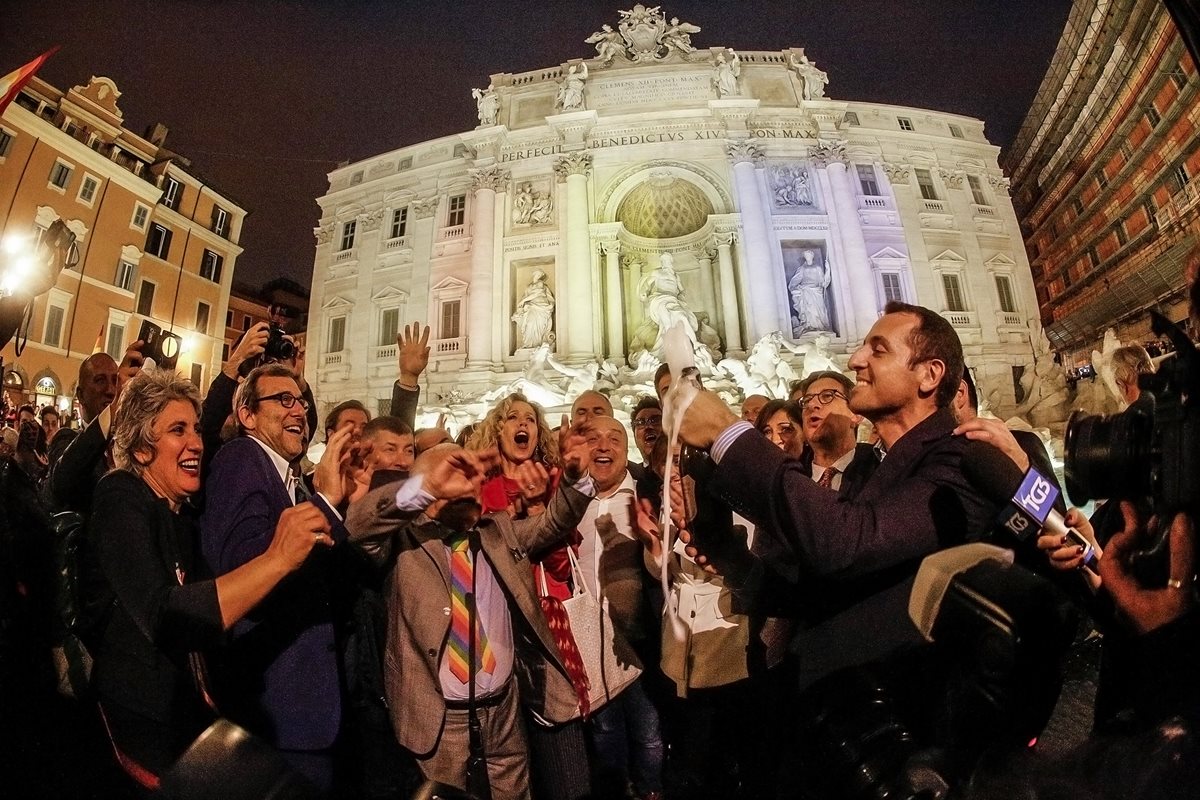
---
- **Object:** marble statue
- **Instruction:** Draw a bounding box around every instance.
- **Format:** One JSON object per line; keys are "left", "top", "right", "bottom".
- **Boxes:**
{"left": 1093, "top": 327, "right": 1123, "bottom": 407}
{"left": 712, "top": 50, "right": 740, "bottom": 98}
{"left": 585, "top": 24, "right": 625, "bottom": 65}
{"left": 471, "top": 85, "right": 499, "bottom": 127}
{"left": 547, "top": 353, "right": 603, "bottom": 398}
{"left": 1014, "top": 322, "right": 1070, "bottom": 428}
{"left": 478, "top": 343, "right": 567, "bottom": 410}
{"left": 789, "top": 52, "right": 829, "bottom": 101}
{"left": 556, "top": 63, "right": 588, "bottom": 112}
{"left": 788, "top": 249, "right": 834, "bottom": 336}
{"left": 801, "top": 333, "right": 841, "bottom": 377}
{"left": 513, "top": 182, "right": 554, "bottom": 225}
{"left": 661, "top": 17, "right": 700, "bottom": 55}
{"left": 636, "top": 254, "right": 699, "bottom": 358}
{"left": 511, "top": 270, "right": 556, "bottom": 349}
{"left": 718, "top": 331, "right": 801, "bottom": 399}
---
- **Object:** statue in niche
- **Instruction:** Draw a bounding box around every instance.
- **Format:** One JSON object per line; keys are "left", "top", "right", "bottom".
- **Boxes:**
{"left": 789, "top": 52, "right": 829, "bottom": 101}
{"left": 661, "top": 17, "right": 701, "bottom": 55}
{"left": 585, "top": 24, "right": 625, "bottom": 65}
{"left": 788, "top": 249, "right": 834, "bottom": 337}
{"left": 631, "top": 253, "right": 718, "bottom": 373}
{"left": 556, "top": 63, "right": 588, "bottom": 111}
{"left": 771, "top": 165, "right": 813, "bottom": 207}
{"left": 511, "top": 269, "right": 556, "bottom": 349}
{"left": 712, "top": 50, "right": 740, "bottom": 98}
{"left": 513, "top": 182, "right": 554, "bottom": 226}
{"left": 471, "top": 85, "right": 499, "bottom": 127}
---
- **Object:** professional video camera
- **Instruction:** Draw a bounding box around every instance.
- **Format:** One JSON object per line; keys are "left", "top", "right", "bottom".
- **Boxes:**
{"left": 1064, "top": 309, "right": 1200, "bottom": 584}
{"left": 0, "top": 219, "right": 78, "bottom": 351}
{"left": 237, "top": 322, "right": 296, "bottom": 377}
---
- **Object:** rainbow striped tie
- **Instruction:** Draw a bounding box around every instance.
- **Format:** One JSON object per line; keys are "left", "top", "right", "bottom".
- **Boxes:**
{"left": 447, "top": 533, "right": 496, "bottom": 684}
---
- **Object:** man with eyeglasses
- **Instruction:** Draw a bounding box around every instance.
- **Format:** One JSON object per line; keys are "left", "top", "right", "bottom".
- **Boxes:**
{"left": 201, "top": 363, "right": 356, "bottom": 789}
{"left": 794, "top": 371, "right": 876, "bottom": 495}
{"left": 629, "top": 395, "right": 662, "bottom": 487}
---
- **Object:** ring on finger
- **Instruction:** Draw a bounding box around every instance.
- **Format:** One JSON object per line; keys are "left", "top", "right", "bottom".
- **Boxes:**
{"left": 1167, "top": 577, "right": 1186, "bottom": 590}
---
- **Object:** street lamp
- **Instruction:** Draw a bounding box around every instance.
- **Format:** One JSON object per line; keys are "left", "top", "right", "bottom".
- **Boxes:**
{"left": 0, "top": 220, "right": 78, "bottom": 351}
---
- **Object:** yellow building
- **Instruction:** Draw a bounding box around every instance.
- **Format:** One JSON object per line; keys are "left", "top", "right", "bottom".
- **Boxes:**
{"left": 0, "top": 74, "right": 245, "bottom": 417}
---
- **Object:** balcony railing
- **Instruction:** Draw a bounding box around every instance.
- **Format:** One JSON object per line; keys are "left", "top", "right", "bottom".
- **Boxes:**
{"left": 1156, "top": 180, "right": 1200, "bottom": 228}
{"left": 374, "top": 344, "right": 397, "bottom": 362}
{"left": 921, "top": 199, "right": 949, "bottom": 214}
{"left": 334, "top": 250, "right": 354, "bottom": 262}
{"left": 432, "top": 337, "right": 464, "bottom": 355}
{"left": 999, "top": 312, "right": 1022, "bottom": 326}
{"left": 442, "top": 225, "right": 466, "bottom": 239}
{"left": 943, "top": 310, "right": 976, "bottom": 328}
{"left": 384, "top": 236, "right": 409, "bottom": 250}
{"left": 861, "top": 197, "right": 887, "bottom": 209}
{"left": 324, "top": 352, "right": 343, "bottom": 366}
{"left": 972, "top": 204, "right": 996, "bottom": 217}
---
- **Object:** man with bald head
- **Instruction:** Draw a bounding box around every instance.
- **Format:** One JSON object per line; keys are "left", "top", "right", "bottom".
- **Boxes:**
{"left": 740, "top": 394, "right": 769, "bottom": 424}
{"left": 572, "top": 389, "right": 612, "bottom": 425}
{"left": 43, "top": 345, "right": 143, "bottom": 513}
{"left": 574, "top": 415, "right": 663, "bottom": 800}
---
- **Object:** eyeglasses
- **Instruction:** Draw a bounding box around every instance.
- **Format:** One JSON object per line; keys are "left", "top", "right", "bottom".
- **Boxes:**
{"left": 632, "top": 415, "right": 663, "bottom": 430}
{"left": 259, "top": 392, "right": 310, "bottom": 411}
{"left": 800, "top": 389, "right": 847, "bottom": 409}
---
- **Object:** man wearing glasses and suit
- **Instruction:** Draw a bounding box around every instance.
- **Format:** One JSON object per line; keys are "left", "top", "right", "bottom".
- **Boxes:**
{"left": 792, "top": 370, "right": 877, "bottom": 497}
{"left": 201, "top": 363, "right": 355, "bottom": 788}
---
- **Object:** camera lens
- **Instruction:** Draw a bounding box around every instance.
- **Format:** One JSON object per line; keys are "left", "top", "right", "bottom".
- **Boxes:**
{"left": 1063, "top": 408, "right": 1152, "bottom": 503}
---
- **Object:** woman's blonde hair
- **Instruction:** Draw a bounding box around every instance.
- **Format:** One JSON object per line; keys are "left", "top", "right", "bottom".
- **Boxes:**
{"left": 465, "top": 392, "right": 559, "bottom": 471}
{"left": 111, "top": 368, "right": 201, "bottom": 473}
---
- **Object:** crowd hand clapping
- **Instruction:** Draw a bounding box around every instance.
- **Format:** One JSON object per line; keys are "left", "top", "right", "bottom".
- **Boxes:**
{"left": 416, "top": 445, "right": 500, "bottom": 500}
{"left": 313, "top": 424, "right": 356, "bottom": 506}
{"left": 268, "top": 503, "right": 334, "bottom": 571}
{"left": 398, "top": 322, "right": 431, "bottom": 386}
{"left": 557, "top": 415, "right": 592, "bottom": 482}
{"left": 1099, "top": 501, "right": 1195, "bottom": 635}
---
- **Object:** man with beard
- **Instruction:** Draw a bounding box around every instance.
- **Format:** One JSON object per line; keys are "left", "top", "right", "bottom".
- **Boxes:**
{"left": 795, "top": 371, "right": 876, "bottom": 495}
{"left": 346, "top": 430, "right": 595, "bottom": 800}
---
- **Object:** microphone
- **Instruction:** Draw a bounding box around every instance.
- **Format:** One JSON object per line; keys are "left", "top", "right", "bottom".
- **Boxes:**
{"left": 961, "top": 442, "right": 1098, "bottom": 569}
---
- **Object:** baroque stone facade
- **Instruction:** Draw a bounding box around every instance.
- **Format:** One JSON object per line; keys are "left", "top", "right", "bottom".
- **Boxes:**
{"left": 308, "top": 5, "right": 1040, "bottom": 421}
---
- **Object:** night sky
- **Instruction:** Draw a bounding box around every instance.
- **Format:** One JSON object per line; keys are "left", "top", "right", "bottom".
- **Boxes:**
{"left": 1, "top": 0, "right": 1073, "bottom": 291}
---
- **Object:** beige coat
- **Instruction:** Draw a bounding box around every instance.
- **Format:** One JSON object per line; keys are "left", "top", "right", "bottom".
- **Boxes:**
{"left": 347, "top": 481, "right": 592, "bottom": 757}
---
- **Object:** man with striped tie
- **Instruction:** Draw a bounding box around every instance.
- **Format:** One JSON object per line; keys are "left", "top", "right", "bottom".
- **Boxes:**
{"left": 347, "top": 428, "right": 595, "bottom": 800}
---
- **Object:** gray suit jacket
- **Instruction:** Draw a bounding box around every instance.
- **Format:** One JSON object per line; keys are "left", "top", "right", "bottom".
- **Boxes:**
{"left": 346, "top": 480, "right": 590, "bottom": 757}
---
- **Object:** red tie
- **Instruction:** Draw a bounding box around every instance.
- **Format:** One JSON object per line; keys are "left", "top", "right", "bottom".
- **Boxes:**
{"left": 817, "top": 466, "right": 839, "bottom": 489}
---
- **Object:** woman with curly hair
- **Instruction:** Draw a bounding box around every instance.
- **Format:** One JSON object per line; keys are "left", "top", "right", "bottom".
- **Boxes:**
{"left": 466, "top": 392, "right": 594, "bottom": 799}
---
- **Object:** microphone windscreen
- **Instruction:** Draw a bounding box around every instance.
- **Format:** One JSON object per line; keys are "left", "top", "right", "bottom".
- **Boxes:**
{"left": 908, "top": 542, "right": 1014, "bottom": 641}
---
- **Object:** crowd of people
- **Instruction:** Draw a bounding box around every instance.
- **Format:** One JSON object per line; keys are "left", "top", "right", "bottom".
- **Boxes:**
{"left": 1, "top": 300, "right": 1198, "bottom": 800}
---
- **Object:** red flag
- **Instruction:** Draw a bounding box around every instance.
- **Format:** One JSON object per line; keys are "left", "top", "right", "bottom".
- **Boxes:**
{"left": 0, "top": 47, "right": 60, "bottom": 117}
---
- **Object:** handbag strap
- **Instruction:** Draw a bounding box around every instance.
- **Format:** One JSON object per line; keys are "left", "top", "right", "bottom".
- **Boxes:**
{"left": 564, "top": 546, "right": 591, "bottom": 599}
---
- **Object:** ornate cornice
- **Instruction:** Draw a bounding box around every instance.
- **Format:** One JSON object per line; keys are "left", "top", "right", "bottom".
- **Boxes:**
{"left": 881, "top": 162, "right": 911, "bottom": 183}
{"left": 988, "top": 174, "right": 1012, "bottom": 191}
{"left": 810, "top": 140, "right": 848, "bottom": 168}
{"left": 469, "top": 165, "right": 510, "bottom": 193}
{"left": 598, "top": 239, "right": 622, "bottom": 257}
{"left": 553, "top": 152, "right": 593, "bottom": 180}
{"left": 726, "top": 140, "right": 763, "bottom": 166}
{"left": 314, "top": 223, "right": 334, "bottom": 244}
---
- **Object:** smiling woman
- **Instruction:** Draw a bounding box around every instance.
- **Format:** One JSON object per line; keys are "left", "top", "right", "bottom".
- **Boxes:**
{"left": 82, "top": 369, "right": 333, "bottom": 789}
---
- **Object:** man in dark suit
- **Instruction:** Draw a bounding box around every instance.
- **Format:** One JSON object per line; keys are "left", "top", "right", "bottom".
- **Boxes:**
{"left": 951, "top": 366, "right": 1058, "bottom": 483}
{"left": 673, "top": 302, "right": 1000, "bottom": 683}
{"left": 43, "top": 345, "right": 142, "bottom": 513}
{"left": 346, "top": 436, "right": 595, "bottom": 800}
{"left": 200, "top": 363, "right": 354, "bottom": 787}
{"left": 794, "top": 370, "right": 877, "bottom": 495}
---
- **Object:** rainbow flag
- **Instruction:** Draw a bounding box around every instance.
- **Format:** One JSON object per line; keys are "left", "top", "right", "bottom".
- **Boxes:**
{"left": 0, "top": 47, "right": 60, "bottom": 117}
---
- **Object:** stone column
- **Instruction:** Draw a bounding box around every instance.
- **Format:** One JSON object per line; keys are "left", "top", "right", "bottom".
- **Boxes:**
{"left": 554, "top": 152, "right": 595, "bottom": 359}
{"left": 814, "top": 140, "right": 878, "bottom": 340}
{"left": 408, "top": 197, "right": 439, "bottom": 329}
{"left": 600, "top": 240, "right": 624, "bottom": 360}
{"left": 727, "top": 140, "right": 777, "bottom": 342}
{"left": 466, "top": 165, "right": 508, "bottom": 366}
{"left": 695, "top": 245, "right": 718, "bottom": 319}
{"left": 714, "top": 231, "right": 743, "bottom": 353}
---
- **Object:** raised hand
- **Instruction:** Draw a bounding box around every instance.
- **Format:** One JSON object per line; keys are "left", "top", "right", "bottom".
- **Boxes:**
{"left": 557, "top": 414, "right": 591, "bottom": 482}
{"left": 224, "top": 321, "right": 270, "bottom": 379}
{"left": 630, "top": 495, "right": 663, "bottom": 561}
{"left": 513, "top": 459, "right": 551, "bottom": 503}
{"left": 398, "top": 322, "right": 431, "bottom": 386}
{"left": 953, "top": 417, "right": 1030, "bottom": 472}
{"left": 314, "top": 424, "right": 356, "bottom": 506}
{"left": 417, "top": 444, "right": 499, "bottom": 500}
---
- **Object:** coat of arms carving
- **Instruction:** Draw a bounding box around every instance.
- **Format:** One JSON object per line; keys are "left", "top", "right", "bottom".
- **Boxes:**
{"left": 585, "top": 5, "right": 701, "bottom": 64}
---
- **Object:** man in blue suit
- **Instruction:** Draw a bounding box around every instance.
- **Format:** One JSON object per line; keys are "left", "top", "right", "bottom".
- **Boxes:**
{"left": 201, "top": 363, "right": 354, "bottom": 788}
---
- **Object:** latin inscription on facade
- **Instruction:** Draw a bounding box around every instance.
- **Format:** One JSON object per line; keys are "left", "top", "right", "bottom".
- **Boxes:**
{"left": 589, "top": 73, "right": 712, "bottom": 109}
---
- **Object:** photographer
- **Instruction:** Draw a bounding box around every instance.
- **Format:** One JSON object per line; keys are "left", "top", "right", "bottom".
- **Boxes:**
{"left": 200, "top": 321, "right": 315, "bottom": 477}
